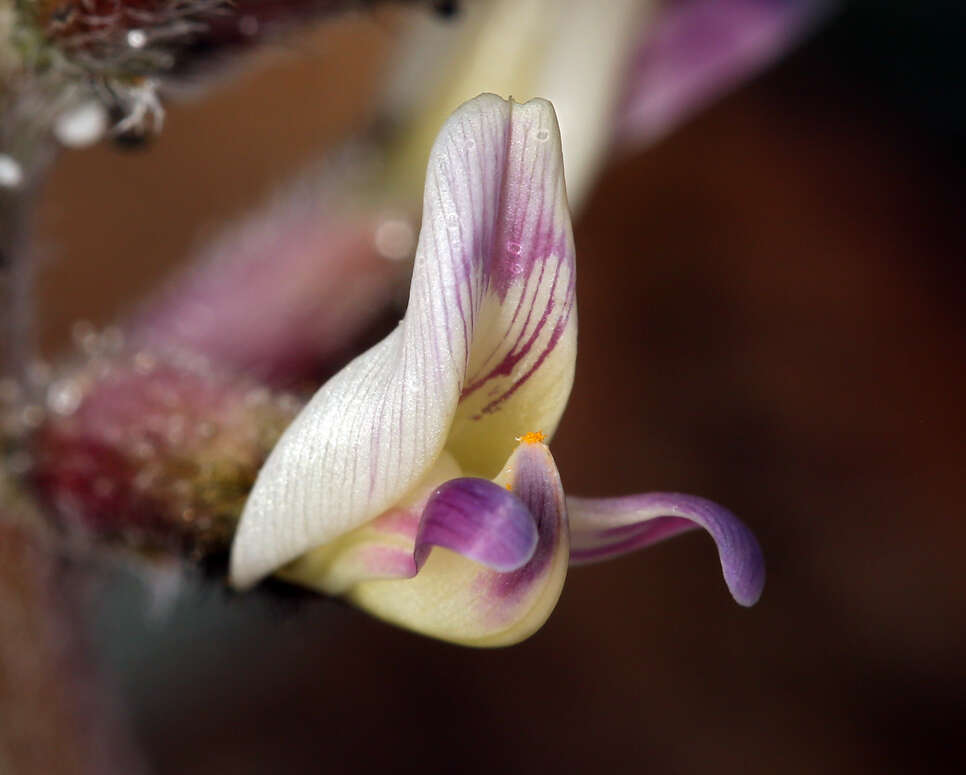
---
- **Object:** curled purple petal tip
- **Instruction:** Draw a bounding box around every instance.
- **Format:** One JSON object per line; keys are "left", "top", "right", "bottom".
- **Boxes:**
{"left": 415, "top": 478, "right": 539, "bottom": 573}
{"left": 568, "top": 493, "right": 765, "bottom": 607}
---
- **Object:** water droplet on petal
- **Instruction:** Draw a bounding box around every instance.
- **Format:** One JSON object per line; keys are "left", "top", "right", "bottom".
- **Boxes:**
{"left": 506, "top": 241, "right": 522, "bottom": 257}
{"left": 535, "top": 129, "right": 550, "bottom": 142}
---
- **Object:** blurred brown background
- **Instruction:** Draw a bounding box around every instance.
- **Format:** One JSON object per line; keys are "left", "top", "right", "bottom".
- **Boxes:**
{"left": 32, "top": 3, "right": 966, "bottom": 774}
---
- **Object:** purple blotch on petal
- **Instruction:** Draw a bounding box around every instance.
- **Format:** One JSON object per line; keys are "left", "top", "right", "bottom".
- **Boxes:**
{"left": 486, "top": 444, "right": 566, "bottom": 602}
{"left": 415, "top": 478, "right": 538, "bottom": 573}
{"left": 568, "top": 493, "right": 765, "bottom": 607}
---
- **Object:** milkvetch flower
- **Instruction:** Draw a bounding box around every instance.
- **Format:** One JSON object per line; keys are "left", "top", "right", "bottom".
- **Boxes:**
{"left": 229, "top": 93, "right": 763, "bottom": 646}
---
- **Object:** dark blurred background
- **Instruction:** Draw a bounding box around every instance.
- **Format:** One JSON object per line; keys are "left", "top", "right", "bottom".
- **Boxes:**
{"left": 32, "top": 1, "right": 966, "bottom": 773}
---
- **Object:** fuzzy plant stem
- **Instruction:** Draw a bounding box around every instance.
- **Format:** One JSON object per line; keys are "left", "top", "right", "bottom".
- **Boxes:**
{"left": 0, "top": 0, "right": 62, "bottom": 380}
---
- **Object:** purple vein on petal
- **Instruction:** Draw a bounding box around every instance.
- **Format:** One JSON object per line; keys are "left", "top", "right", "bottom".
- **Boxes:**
{"left": 568, "top": 493, "right": 765, "bottom": 606}
{"left": 479, "top": 269, "right": 575, "bottom": 416}
{"left": 468, "top": 245, "right": 546, "bottom": 386}
{"left": 415, "top": 477, "right": 538, "bottom": 573}
{"left": 453, "top": 100, "right": 576, "bottom": 415}
{"left": 231, "top": 95, "right": 575, "bottom": 588}
{"left": 460, "top": 239, "right": 576, "bottom": 414}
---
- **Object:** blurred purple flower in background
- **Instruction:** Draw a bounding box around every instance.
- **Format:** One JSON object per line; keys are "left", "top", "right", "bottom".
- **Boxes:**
{"left": 616, "top": 0, "right": 835, "bottom": 146}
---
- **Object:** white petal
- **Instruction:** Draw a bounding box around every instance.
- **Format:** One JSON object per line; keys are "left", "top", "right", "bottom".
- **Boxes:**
{"left": 231, "top": 95, "right": 575, "bottom": 587}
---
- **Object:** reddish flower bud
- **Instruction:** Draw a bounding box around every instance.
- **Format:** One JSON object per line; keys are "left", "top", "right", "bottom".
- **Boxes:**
{"left": 28, "top": 348, "right": 299, "bottom": 556}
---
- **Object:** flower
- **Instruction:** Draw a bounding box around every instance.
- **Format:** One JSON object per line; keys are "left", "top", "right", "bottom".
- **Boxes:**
{"left": 615, "top": 0, "right": 836, "bottom": 148}
{"left": 229, "top": 93, "right": 764, "bottom": 646}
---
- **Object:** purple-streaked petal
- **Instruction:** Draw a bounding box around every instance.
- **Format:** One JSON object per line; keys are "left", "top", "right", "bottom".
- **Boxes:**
{"left": 615, "top": 0, "right": 835, "bottom": 148}
{"left": 231, "top": 95, "right": 575, "bottom": 588}
{"left": 568, "top": 493, "right": 765, "bottom": 606}
{"left": 416, "top": 477, "right": 537, "bottom": 572}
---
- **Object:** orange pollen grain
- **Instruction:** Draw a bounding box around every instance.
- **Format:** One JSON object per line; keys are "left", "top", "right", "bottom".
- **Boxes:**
{"left": 519, "top": 431, "right": 545, "bottom": 445}
{"left": 505, "top": 483, "right": 513, "bottom": 491}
